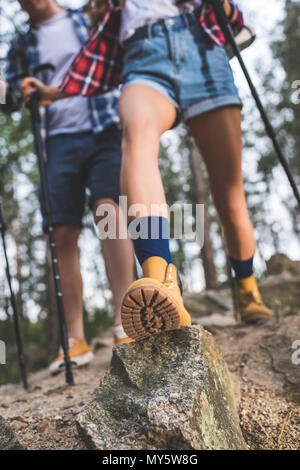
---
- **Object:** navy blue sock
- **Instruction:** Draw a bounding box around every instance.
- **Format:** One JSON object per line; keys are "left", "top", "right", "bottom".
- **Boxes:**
{"left": 128, "top": 216, "right": 171, "bottom": 267}
{"left": 229, "top": 255, "right": 254, "bottom": 280}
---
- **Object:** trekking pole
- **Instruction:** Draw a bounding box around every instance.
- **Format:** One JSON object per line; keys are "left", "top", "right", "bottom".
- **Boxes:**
{"left": 0, "top": 203, "right": 28, "bottom": 389}
{"left": 8, "top": 64, "right": 75, "bottom": 386}
{"left": 205, "top": 0, "right": 300, "bottom": 209}
{"left": 29, "top": 91, "right": 74, "bottom": 386}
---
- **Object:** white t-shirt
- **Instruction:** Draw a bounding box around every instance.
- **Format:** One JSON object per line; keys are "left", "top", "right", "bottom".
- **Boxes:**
{"left": 120, "top": 0, "right": 203, "bottom": 43}
{"left": 35, "top": 10, "right": 92, "bottom": 136}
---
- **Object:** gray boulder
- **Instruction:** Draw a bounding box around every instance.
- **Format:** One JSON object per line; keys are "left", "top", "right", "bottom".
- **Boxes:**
{"left": 266, "top": 253, "right": 300, "bottom": 277}
{"left": 77, "top": 326, "right": 247, "bottom": 450}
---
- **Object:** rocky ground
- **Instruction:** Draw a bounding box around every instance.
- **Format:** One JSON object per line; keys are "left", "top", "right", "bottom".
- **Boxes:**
{"left": 1, "top": 316, "right": 299, "bottom": 450}
{"left": 213, "top": 317, "right": 300, "bottom": 450}
{"left": 0, "top": 332, "right": 113, "bottom": 450}
{"left": 1, "top": 255, "right": 300, "bottom": 450}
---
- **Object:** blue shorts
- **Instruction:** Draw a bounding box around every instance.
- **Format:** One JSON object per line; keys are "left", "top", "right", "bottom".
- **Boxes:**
{"left": 41, "top": 124, "right": 122, "bottom": 231}
{"left": 121, "top": 12, "right": 242, "bottom": 124}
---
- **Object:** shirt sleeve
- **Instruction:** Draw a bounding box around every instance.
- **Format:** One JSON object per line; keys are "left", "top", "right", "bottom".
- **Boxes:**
{"left": 228, "top": 1, "right": 244, "bottom": 36}
{"left": 59, "top": 9, "right": 123, "bottom": 97}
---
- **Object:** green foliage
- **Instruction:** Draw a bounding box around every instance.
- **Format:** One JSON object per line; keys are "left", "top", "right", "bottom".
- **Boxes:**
{"left": 0, "top": 313, "right": 47, "bottom": 385}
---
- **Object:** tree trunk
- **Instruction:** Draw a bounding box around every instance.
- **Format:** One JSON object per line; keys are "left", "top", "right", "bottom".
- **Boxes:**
{"left": 290, "top": 206, "right": 300, "bottom": 240}
{"left": 188, "top": 135, "right": 219, "bottom": 290}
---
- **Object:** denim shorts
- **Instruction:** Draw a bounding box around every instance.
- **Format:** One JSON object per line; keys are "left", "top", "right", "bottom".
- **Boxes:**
{"left": 121, "top": 12, "right": 242, "bottom": 123}
{"left": 41, "top": 124, "right": 122, "bottom": 231}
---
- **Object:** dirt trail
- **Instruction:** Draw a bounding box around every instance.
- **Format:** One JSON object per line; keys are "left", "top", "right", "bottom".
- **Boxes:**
{"left": 213, "top": 316, "right": 300, "bottom": 450}
{"left": 0, "top": 332, "right": 113, "bottom": 450}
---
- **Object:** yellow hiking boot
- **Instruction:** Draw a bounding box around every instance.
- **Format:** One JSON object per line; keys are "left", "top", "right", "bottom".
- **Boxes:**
{"left": 48, "top": 338, "right": 94, "bottom": 375}
{"left": 113, "top": 323, "right": 135, "bottom": 346}
{"left": 236, "top": 274, "right": 274, "bottom": 324}
{"left": 121, "top": 256, "right": 191, "bottom": 341}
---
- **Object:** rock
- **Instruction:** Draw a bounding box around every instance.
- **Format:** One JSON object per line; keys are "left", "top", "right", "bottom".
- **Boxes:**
{"left": 77, "top": 326, "right": 247, "bottom": 450}
{"left": 183, "top": 290, "right": 233, "bottom": 318}
{"left": 266, "top": 254, "right": 300, "bottom": 277}
{"left": 0, "top": 416, "right": 25, "bottom": 450}
{"left": 259, "top": 275, "right": 300, "bottom": 314}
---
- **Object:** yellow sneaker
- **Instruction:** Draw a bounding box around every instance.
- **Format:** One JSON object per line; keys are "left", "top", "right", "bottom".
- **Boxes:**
{"left": 113, "top": 324, "right": 135, "bottom": 346}
{"left": 121, "top": 256, "right": 191, "bottom": 341}
{"left": 236, "top": 274, "right": 274, "bottom": 324}
{"left": 48, "top": 338, "right": 94, "bottom": 375}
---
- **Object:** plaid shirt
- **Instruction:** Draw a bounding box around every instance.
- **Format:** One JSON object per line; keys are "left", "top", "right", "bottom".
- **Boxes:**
{"left": 3, "top": 8, "right": 120, "bottom": 134}
{"left": 60, "top": 0, "right": 244, "bottom": 97}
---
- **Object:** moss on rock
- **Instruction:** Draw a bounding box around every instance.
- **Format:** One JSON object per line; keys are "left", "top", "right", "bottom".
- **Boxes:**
{"left": 77, "top": 326, "right": 247, "bottom": 450}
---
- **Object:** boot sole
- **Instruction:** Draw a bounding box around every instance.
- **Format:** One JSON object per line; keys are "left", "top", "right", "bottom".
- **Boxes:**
{"left": 121, "top": 285, "right": 180, "bottom": 341}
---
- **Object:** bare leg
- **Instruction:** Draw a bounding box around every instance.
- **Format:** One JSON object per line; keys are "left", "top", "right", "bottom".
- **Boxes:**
{"left": 119, "top": 85, "right": 192, "bottom": 341}
{"left": 93, "top": 198, "right": 135, "bottom": 325}
{"left": 54, "top": 224, "right": 84, "bottom": 340}
{"left": 189, "top": 107, "right": 256, "bottom": 260}
{"left": 119, "top": 85, "right": 177, "bottom": 215}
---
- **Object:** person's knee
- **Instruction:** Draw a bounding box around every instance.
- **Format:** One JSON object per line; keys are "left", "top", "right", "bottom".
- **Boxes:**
{"left": 122, "top": 114, "right": 158, "bottom": 154}
{"left": 54, "top": 225, "right": 80, "bottom": 253}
